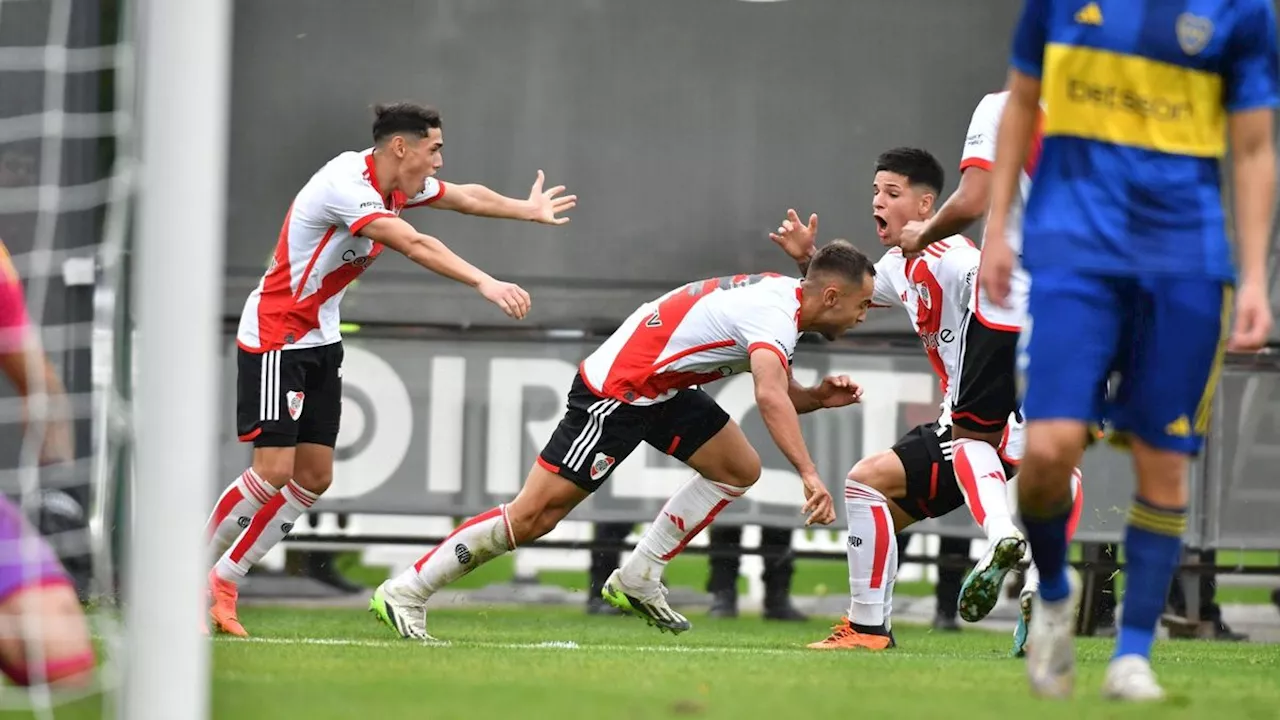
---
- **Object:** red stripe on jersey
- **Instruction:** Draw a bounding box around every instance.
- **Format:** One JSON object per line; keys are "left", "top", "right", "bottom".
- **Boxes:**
{"left": 247, "top": 204, "right": 301, "bottom": 352}
{"left": 959, "top": 157, "right": 993, "bottom": 172}
{"left": 746, "top": 341, "right": 789, "bottom": 372}
{"left": 600, "top": 280, "right": 717, "bottom": 400}
{"left": 404, "top": 180, "right": 447, "bottom": 208}
{"left": 909, "top": 259, "right": 950, "bottom": 394}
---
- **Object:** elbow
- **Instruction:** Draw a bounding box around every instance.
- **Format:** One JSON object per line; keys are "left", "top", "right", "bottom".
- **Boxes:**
{"left": 754, "top": 388, "right": 790, "bottom": 416}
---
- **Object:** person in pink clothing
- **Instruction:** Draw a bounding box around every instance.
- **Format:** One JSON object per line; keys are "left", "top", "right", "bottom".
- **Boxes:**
{"left": 0, "top": 239, "right": 93, "bottom": 687}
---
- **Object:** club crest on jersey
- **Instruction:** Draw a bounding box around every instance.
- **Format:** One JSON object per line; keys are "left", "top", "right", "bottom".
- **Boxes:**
{"left": 1176, "top": 13, "right": 1212, "bottom": 56}
{"left": 589, "top": 452, "right": 615, "bottom": 481}
{"left": 917, "top": 283, "right": 932, "bottom": 309}
{"left": 286, "top": 390, "right": 305, "bottom": 420}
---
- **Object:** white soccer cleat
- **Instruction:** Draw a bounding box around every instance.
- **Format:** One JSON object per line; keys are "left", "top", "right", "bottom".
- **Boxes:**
{"left": 958, "top": 532, "right": 1027, "bottom": 622}
{"left": 1102, "top": 655, "right": 1166, "bottom": 702}
{"left": 369, "top": 578, "right": 438, "bottom": 642}
{"left": 601, "top": 568, "right": 692, "bottom": 634}
{"left": 1025, "top": 567, "right": 1081, "bottom": 699}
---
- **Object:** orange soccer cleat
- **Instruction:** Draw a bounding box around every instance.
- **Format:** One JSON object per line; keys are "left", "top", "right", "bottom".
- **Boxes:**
{"left": 806, "top": 618, "right": 893, "bottom": 651}
{"left": 208, "top": 570, "right": 248, "bottom": 637}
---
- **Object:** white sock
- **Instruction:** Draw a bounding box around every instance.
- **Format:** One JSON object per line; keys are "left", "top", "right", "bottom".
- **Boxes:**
{"left": 214, "top": 480, "right": 319, "bottom": 582}
{"left": 883, "top": 546, "right": 900, "bottom": 631}
{"left": 397, "top": 505, "right": 516, "bottom": 598}
{"left": 204, "top": 468, "right": 279, "bottom": 563}
{"left": 621, "top": 475, "right": 745, "bottom": 587}
{"left": 953, "top": 438, "right": 1019, "bottom": 540}
{"left": 844, "top": 479, "right": 897, "bottom": 628}
{"left": 1023, "top": 562, "right": 1041, "bottom": 596}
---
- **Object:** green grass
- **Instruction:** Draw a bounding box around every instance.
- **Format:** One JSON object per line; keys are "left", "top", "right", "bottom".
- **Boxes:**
{"left": 336, "top": 547, "right": 1280, "bottom": 603}
{"left": 4, "top": 605, "right": 1278, "bottom": 719}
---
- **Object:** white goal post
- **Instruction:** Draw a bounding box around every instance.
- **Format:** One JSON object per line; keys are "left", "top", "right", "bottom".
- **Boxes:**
{"left": 124, "top": 0, "right": 231, "bottom": 718}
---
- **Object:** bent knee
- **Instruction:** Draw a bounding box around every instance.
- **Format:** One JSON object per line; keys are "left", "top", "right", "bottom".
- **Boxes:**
{"left": 292, "top": 467, "right": 333, "bottom": 495}
{"left": 846, "top": 452, "right": 904, "bottom": 497}
{"left": 722, "top": 445, "right": 762, "bottom": 488}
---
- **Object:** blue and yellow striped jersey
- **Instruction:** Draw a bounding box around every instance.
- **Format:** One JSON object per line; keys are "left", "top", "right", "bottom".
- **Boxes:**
{"left": 1011, "top": 0, "right": 1279, "bottom": 280}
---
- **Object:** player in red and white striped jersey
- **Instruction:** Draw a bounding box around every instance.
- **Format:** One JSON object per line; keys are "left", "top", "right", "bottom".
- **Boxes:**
{"left": 369, "top": 242, "right": 878, "bottom": 640}
{"left": 205, "top": 103, "right": 577, "bottom": 636}
{"left": 771, "top": 148, "right": 1082, "bottom": 653}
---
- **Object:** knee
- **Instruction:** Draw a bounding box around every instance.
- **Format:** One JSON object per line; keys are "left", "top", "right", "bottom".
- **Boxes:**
{"left": 506, "top": 497, "right": 570, "bottom": 543}
{"left": 253, "top": 456, "right": 293, "bottom": 486}
{"left": 292, "top": 466, "right": 332, "bottom": 496}
{"left": 1022, "top": 434, "right": 1078, "bottom": 477}
{"left": 719, "top": 445, "right": 761, "bottom": 489}
{"left": 846, "top": 454, "right": 897, "bottom": 497}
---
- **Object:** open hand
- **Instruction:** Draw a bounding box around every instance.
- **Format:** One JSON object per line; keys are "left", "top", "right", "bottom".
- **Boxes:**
{"left": 978, "top": 224, "right": 1015, "bottom": 308}
{"left": 769, "top": 209, "right": 818, "bottom": 264}
{"left": 526, "top": 170, "right": 577, "bottom": 225}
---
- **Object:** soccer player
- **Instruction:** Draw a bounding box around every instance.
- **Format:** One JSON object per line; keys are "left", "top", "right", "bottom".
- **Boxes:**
{"left": 896, "top": 90, "right": 1051, "bottom": 654}
{"left": 204, "top": 103, "right": 576, "bottom": 636}
{"left": 769, "top": 148, "right": 1083, "bottom": 652}
{"left": 370, "top": 242, "right": 876, "bottom": 640}
{"left": 0, "top": 239, "right": 94, "bottom": 687}
{"left": 984, "top": 0, "right": 1278, "bottom": 701}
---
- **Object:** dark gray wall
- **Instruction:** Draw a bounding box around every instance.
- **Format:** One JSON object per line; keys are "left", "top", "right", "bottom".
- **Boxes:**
{"left": 226, "top": 0, "right": 1022, "bottom": 333}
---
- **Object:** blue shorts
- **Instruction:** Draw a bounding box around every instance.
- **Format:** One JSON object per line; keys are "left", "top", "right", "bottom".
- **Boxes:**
{"left": 1019, "top": 268, "right": 1231, "bottom": 455}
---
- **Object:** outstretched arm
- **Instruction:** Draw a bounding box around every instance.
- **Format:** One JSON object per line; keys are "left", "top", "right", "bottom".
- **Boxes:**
{"left": 427, "top": 170, "right": 576, "bottom": 225}
{"left": 904, "top": 167, "right": 991, "bottom": 250}
{"left": 360, "top": 216, "right": 531, "bottom": 319}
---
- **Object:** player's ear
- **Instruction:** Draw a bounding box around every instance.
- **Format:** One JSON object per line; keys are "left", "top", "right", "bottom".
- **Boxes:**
{"left": 919, "top": 191, "right": 936, "bottom": 215}
{"left": 823, "top": 284, "right": 841, "bottom": 308}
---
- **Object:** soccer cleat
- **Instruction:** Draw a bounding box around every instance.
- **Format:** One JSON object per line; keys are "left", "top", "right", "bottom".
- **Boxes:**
{"left": 807, "top": 618, "right": 894, "bottom": 650}
{"left": 207, "top": 570, "right": 248, "bottom": 638}
{"left": 601, "top": 569, "right": 691, "bottom": 634}
{"left": 368, "top": 580, "right": 435, "bottom": 641}
{"left": 1101, "top": 655, "right": 1166, "bottom": 702}
{"left": 959, "top": 534, "right": 1027, "bottom": 623}
{"left": 1011, "top": 587, "right": 1033, "bottom": 657}
{"left": 1025, "top": 567, "right": 1082, "bottom": 699}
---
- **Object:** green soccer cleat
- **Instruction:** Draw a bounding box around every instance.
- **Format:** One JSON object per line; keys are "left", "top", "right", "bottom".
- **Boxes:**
{"left": 601, "top": 569, "right": 692, "bottom": 634}
{"left": 959, "top": 535, "right": 1027, "bottom": 623}
{"left": 369, "top": 580, "right": 436, "bottom": 642}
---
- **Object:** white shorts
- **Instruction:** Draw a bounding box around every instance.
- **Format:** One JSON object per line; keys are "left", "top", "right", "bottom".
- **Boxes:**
{"left": 968, "top": 262, "right": 1029, "bottom": 331}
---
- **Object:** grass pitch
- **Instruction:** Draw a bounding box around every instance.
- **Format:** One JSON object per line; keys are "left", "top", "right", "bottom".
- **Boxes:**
{"left": 7, "top": 604, "right": 1279, "bottom": 719}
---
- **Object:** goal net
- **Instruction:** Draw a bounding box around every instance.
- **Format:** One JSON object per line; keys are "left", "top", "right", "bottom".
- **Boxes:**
{"left": 0, "top": 0, "right": 226, "bottom": 717}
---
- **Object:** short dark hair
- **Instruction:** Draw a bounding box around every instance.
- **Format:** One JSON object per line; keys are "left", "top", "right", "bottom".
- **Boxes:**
{"left": 372, "top": 103, "right": 442, "bottom": 144}
{"left": 808, "top": 239, "right": 876, "bottom": 284}
{"left": 874, "top": 147, "right": 944, "bottom": 194}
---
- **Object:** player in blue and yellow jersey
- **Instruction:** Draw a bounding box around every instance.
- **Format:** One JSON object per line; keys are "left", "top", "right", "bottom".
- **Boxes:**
{"left": 981, "top": 0, "right": 1278, "bottom": 703}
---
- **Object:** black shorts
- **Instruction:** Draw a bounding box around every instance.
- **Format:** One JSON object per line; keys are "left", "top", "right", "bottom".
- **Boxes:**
{"left": 538, "top": 373, "right": 731, "bottom": 493}
{"left": 236, "top": 343, "right": 343, "bottom": 448}
{"left": 951, "top": 312, "right": 1020, "bottom": 433}
{"left": 891, "top": 421, "right": 1017, "bottom": 522}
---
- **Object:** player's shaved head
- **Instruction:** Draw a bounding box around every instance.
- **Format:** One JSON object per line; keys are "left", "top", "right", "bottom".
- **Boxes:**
{"left": 372, "top": 103, "right": 442, "bottom": 145}
{"left": 807, "top": 239, "right": 875, "bottom": 285}
{"left": 875, "top": 147, "right": 945, "bottom": 195}
{"left": 798, "top": 240, "right": 877, "bottom": 339}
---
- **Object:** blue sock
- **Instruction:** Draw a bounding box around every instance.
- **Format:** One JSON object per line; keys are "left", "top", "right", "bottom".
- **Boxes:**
{"left": 1115, "top": 496, "right": 1186, "bottom": 660}
{"left": 1021, "top": 502, "right": 1072, "bottom": 603}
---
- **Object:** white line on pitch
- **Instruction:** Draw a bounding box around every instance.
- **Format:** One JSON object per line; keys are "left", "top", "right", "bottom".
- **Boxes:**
{"left": 216, "top": 635, "right": 816, "bottom": 657}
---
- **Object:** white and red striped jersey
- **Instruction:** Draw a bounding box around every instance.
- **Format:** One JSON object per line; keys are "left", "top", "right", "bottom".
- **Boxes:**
{"left": 871, "top": 236, "right": 1027, "bottom": 462}
{"left": 236, "top": 149, "right": 446, "bottom": 353}
{"left": 580, "top": 273, "right": 801, "bottom": 405}
{"left": 959, "top": 90, "right": 1043, "bottom": 258}
{"left": 871, "top": 236, "right": 979, "bottom": 398}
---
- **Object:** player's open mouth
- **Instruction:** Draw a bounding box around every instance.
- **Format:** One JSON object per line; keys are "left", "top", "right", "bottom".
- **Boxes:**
{"left": 874, "top": 215, "right": 889, "bottom": 238}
